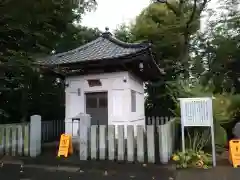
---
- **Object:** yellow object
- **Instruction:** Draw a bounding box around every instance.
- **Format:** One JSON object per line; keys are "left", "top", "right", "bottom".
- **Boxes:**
{"left": 229, "top": 139, "right": 240, "bottom": 168}
{"left": 57, "top": 134, "right": 73, "bottom": 157}
{"left": 172, "top": 154, "right": 180, "bottom": 161}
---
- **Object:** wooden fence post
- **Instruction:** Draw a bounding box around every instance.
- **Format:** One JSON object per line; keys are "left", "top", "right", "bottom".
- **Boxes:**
{"left": 17, "top": 125, "right": 23, "bottom": 156}
{"left": 30, "top": 115, "right": 41, "bottom": 157}
{"left": 167, "top": 121, "right": 172, "bottom": 159}
{"left": 0, "top": 126, "right": 5, "bottom": 155}
{"left": 99, "top": 125, "right": 106, "bottom": 160}
{"left": 23, "top": 124, "right": 29, "bottom": 156}
{"left": 108, "top": 125, "right": 115, "bottom": 160}
{"left": 136, "top": 125, "right": 144, "bottom": 162}
{"left": 158, "top": 124, "right": 168, "bottom": 164}
{"left": 117, "top": 125, "right": 125, "bottom": 161}
{"left": 127, "top": 125, "right": 134, "bottom": 162}
{"left": 5, "top": 126, "right": 11, "bottom": 155}
{"left": 11, "top": 126, "right": 17, "bottom": 156}
{"left": 90, "top": 125, "right": 98, "bottom": 159}
{"left": 79, "top": 114, "right": 91, "bottom": 160}
{"left": 147, "top": 125, "right": 155, "bottom": 163}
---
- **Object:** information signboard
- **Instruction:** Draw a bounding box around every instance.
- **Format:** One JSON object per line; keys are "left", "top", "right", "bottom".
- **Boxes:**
{"left": 180, "top": 98, "right": 213, "bottom": 127}
{"left": 179, "top": 97, "right": 216, "bottom": 167}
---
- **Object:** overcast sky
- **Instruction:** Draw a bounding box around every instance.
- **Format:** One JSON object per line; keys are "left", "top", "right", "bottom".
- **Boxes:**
{"left": 82, "top": 0, "right": 220, "bottom": 32}
{"left": 82, "top": 0, "right": 150, "bottom": 31}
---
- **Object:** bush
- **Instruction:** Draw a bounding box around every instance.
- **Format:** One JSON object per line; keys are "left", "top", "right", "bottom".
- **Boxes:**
{"left": 172, "top": 149, "right": 212, "bottom": 169}
{"left": 167, "top": 80, "right": 240, "bottom": 150}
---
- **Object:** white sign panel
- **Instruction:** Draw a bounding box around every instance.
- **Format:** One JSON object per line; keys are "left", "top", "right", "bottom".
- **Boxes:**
{"left": 179, "top": 97, "right": 213, "bottom": 127}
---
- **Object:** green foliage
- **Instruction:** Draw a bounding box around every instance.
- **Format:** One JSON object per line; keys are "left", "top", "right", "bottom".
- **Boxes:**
{"left": 54, "top": 26, "right": 101, "bottom": 53}
{"left": 130, "top": 0, "right": 202, "bottom": 75}
{"left": 168, "top": 79, "right": 240, "bottom": 149}
{"left": 214, "top": 124, "right": 228, "bottom": 152}
{"left": 173, "top": 124, "right": 214, "bottom": 168}
{"left": 168, "top": 80, "right": 240, "bottom": 123}
{"left": 172, "top": 149, "right": 212, "bottom": 169}
{"left": 192, "top": 1, "right": 240, "bottom": 93}
{"left": 213, "top": 94, "right": 240, "bottom": 124}
{"left": 114, "top": 24, "right": 134, "bottom": 43}
{"left": 0, "top": 0, "right": 98, "bottom": 122}
{"left": 114, "top": 0, "right": 208, "bottom": 116}
{"left": 185, "top": 128, "right": 210, "bottom": 152}
{"left": 131, "top": 2, "right": 193, "bottom": 63}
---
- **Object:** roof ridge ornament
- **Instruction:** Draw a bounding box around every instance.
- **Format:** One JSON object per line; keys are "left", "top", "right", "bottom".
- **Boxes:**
{"left": 102, "top": 26, "right": 112, "bottom": 38}
{"left": 105, "top": 27, "right": 109, "bottom": 32}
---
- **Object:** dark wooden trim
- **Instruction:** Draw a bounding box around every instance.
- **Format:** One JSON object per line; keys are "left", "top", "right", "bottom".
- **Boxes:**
{"left": 39, "top": 48, "right": 162, "bottom": 82}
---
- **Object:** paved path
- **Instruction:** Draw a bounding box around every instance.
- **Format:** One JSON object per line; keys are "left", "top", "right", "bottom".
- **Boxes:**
{"left": 0, "top": 162, "right": 175, "bottom": 180}
{"left": 175, "top": 167, "right": 240, "bottom": 180}
{"left": 1, "top": 147, "right": 239, "bottom": 180}
{"left": 1, "top": 161, "right": 240, "bottom": 180}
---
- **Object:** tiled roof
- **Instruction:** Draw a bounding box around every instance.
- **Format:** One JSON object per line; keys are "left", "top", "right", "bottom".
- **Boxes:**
{"left": 38, "top": 32, "right": 150, "bottom": 66}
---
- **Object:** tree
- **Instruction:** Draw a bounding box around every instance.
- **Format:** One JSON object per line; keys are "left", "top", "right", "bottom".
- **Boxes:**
{"left": 54, "top": 26, "right": 101, "bottom": 53}
{"left": 117, "top": 0, "right": 208, "bottom": 115}
{"left": 177, "top": 0, "right": 240, "bottom": 141}
{"left": 192, "top": 0, "right": 240, "bottom": 93}
{"left": 114, "top": 24, "right": 134, "bottom": 43}
{"left": 0, "top": 0, "right": 98, "bottom": 122}
{"left": 146, "top": 0, "right": 209, "bottom": 76}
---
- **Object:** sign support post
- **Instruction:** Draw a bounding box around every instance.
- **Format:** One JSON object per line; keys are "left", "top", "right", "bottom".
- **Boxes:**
{"left": 210, "top": 123, "right": 216, "bottom": 167}
{"left": 179, "top": 97, "right": 216, "bottom": 167}
{"left": 181, "top": 122, "right": 185, "bottom": 153}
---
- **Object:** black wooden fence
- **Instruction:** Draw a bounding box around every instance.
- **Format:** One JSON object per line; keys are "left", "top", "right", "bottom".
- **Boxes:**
{"left": 41, "top": 116, "right": 174, "bottom": 143}
{"left": 41, "top": 120, "right": 65, "bottom": 143}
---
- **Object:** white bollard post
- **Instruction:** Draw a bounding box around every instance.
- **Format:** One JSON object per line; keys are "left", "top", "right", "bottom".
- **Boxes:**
{"left": 30, "top": 115, "right": 41, "bottom": 157}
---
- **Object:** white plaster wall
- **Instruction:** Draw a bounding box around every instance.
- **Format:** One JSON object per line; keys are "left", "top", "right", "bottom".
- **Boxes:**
{"left": 128, "top": 73, "right": 145, "bottom": 130}
{"left": 65, "top": 71, "right": 129, "bottom": 135}
{"left": 64, "top": 71, "right": 145, "bottom": 136}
